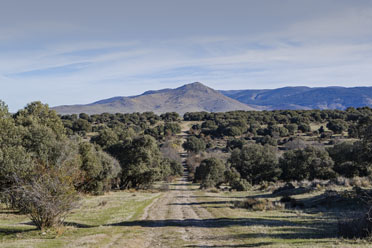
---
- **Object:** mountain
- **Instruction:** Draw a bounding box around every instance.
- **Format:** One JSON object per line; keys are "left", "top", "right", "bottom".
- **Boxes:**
{"left": 53, "top": 82, "right": 256, "bottom": 115}
{"left": 220, "top": 86, "right": 372, "bottom": 110}
{"left": 53, "top": 84, "right": 372, "bottom": 115}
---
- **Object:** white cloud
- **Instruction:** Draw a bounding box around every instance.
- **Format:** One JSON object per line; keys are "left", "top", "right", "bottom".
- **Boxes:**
{"left": 1, "top": 1, "right": 372, "bottom": 111}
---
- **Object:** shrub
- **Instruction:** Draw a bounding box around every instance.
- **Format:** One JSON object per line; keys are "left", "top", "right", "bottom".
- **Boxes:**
{"left": 327, "top": 119, "right": 348, "bottom": 134}
{"left": 2, "top": 164, "right": 79, "bottom": 230}
{"left": 229, "top": 144, "right": 280, "bottom": 185}
{"left": 280, "top": 146, "right": 336, "bottom": 181}
{"left": 169, "top": 160, "right": 183, "bottom": 176}
{"left": 230, "top": 179, "right": 251, "bottom": 191}
{"left": 328, "top": 142, "right": 372, "bottom": 178}
{"left": 194, "top": 158, "right": 225, "bottom": 188}
{"left": 78, "top": 142, "right": 120, "bottom": 194}
{"left": 183, "top": 136, "right": 206, "bottom": 153}
{"left": 224, "top": 168, "right": 250, "bottom": 191}
{"left": 226, "top": 139, "right": 246, "bottom": 151}
{"left": 234, "top": 198, "right": 284, "bottom": 211}
{"left": 110, "top": 135, "right": 165, "bottom": 189}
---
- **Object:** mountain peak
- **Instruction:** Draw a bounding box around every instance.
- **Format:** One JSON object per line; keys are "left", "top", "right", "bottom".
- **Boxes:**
{"left": 53, "top": 82, "right": 255, "bottom": 114}
{"left": 181, "top": 82, "right": 207, "bottom": 88}
{"left": 177, "top": 82, "right": 212, "bottom": 92}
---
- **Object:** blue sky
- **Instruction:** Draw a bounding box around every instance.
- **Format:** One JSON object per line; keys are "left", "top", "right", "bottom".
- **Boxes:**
{"left": 1, "top": 0, "right": 372, "bottom": 112}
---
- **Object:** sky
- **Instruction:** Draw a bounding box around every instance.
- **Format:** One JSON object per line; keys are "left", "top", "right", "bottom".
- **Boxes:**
{"left": 1, "top": 0, "right": 372, "bottom": 112}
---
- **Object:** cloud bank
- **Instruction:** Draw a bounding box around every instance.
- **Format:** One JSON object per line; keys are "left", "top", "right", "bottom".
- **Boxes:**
{"left": 0, "top": 0, "right": 372, "bottom": 111}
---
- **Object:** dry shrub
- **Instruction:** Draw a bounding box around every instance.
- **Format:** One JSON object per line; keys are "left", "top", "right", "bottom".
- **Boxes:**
{"left": 264, "top": 181, "right": 285, "bottom": 192}
{"left": 203, "top": 150, "right": 229, "bottom": 161}
{"left": 186, "top": 153, "right": 203, "bottom": 174}
{"left": 161, "top": 141, "right": 182, "bottom": 164}
{"left": 3, "top": 166, "right": 79, "bottom": 230}
{"left": 234, "top": 198, "right": 284, "bottom": 211}
{"left": 350, "top": 177, "right": 372, "bottom": 188}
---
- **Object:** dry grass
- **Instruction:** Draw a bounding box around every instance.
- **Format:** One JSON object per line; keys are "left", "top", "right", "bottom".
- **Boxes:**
{"left": 0, "top": 191, "right": 160, "bottom": 248}
{"left": 2, "top": 180, "right": 372, "bottom": 247}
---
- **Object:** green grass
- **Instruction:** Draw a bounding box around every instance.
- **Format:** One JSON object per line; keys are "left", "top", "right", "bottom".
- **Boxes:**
{"left": 2, "top": 184, "right": 371, "bottom": 247}
{"left": 191, "top": 187, "right": 371, "bottom": 247}
{"left": 0, "top": 191, "right": 160, "bottom": 248}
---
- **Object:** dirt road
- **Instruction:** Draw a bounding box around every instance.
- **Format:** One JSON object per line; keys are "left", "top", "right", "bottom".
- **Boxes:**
{"left": 123, "top": 122, "right": 242, "bottom": 247}
{"left": 140, "top": 174, "right": 217, "bottom": 247}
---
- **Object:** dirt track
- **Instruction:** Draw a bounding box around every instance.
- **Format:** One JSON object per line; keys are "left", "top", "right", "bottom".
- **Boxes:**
{"left": 140, "top": 172, "right": 217, "bottom": 247}
{"left": 128, "top": 122, "right": 230, "bottom": 247}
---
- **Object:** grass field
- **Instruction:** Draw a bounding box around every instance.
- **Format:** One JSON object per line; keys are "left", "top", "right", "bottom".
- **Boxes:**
{"left": 0, "top": 191, "right": 161, "bottom": 248}
{"left": 1, "top": 180, "right": 371, "bottom": 247}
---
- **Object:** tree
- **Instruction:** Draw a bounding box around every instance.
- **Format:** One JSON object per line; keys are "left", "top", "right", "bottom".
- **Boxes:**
{"left": 164, "top": 122, "right": 181, "bottom": 136}
{"left": 224, "top": 168, "right": 250, "bottom": 191}
{"left": 160, "top": 112, "right": 180, "bottom": 122}
{"left": 110, "top": 135, "right": 165, "bottom": 189}
{"left": 229, "top": 144, "right": 280, "bottom": 185}
{"left": 298, "top": 123, "right": 311, "bottom": 133}
{"left": 183, "top": 136, "right": 206, "bottom": 153}
{"left": 280, "top": 146, "right": 335, "bottom": 181}
{"left": 78, "top": 142, "right": 120, "bottom": 194}
{"left": 14, "top": 101, "right": 65, "bottom": 139}
{"left": 327, "top": 119, "right": 348, "bottom": 134}
{"left": 91, "top": 128, "right": 120, "bottom": 150}
{"left": 194, "top": 158, "right": 225, "bottom": 188}
{"left": 0, "top": 146, "right": 34, "bottom": 190}
{"left": 72, "top": 119, "right": 92, "bottom": 133}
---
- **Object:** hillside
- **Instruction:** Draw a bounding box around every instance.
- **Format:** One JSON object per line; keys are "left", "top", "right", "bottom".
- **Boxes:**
{"left": 53, "top": 84, "right": 372, "bottom": 115}
{"left": 220, "top": 86, "right": 372, "bottom": 110}
{"left": 53, "top": 82, "right": 255, "bottom": 115}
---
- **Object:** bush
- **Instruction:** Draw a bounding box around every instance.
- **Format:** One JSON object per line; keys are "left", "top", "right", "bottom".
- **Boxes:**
{"left": 78, "top": 142, "right": 120, "bottom": 194}
{"left": 2, "top": 164, "right": 79, "bottom": 230}
{"left": 327, "top": 119, "right": 348, "bottom": 134}
{"left": 230, "top": 179, "right": 251, "bottom": 191}
{"left": 194, "top": 158, "right": 225, "bottom": 188}
{"left": 109, "top": 135, "right": 165, "bottom": 189}
{"left": 229, "top": 144, "right": 280, "bottom": 185}
{"left": 280, "top": 146, "right": 336, "bottom": 181}
{"left": 170, "top": 160, "right": 183, "bottom": 176}
{"left": 183, "top": 136, "right": 206, "bottom": 153}
{"left": 234, "top": 198, "right": 284, "bottom": 211}
{"left": 226, "top": 139, "right": 246, "bottom": 151}
{"left": 328, "top": 142, "right": 371, "bottom": 178}
{"left": 224, "top": 168, "right": 250, "bottom": 191}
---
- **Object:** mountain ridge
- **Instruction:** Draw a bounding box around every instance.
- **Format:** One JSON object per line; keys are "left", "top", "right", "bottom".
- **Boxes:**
{"left": 220, "top": 86, "right": 372, "bottom": 110}
{"left": 53, "top": 82, "right": 255, "bottom": 115}
{"left": 52, "top": 83, "right": 372, "bottom": 115}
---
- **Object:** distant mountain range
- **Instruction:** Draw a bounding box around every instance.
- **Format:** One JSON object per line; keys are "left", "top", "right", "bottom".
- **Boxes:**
{"left": 220, "top": 86, "right": 372, "bottom": 110}
{"left": 53, "top": 82, "right": 255, "bottom": 115}
{"left": 53, "top": 83, "right": 372, "bottom": 115}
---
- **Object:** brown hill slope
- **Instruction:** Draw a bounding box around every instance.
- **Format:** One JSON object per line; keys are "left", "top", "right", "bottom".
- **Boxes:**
{"left": 53, "top": 82, "right": 256, "bottom": 115}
